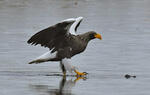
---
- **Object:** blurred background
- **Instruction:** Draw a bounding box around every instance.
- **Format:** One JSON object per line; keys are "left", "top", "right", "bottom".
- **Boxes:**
{"left": 0, "top": 0, "right": 150, "bottom": 95}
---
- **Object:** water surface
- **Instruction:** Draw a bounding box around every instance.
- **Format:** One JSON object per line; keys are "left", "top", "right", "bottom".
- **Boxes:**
{"left": 0, "top": 0, "right": 150, "bottom": 95}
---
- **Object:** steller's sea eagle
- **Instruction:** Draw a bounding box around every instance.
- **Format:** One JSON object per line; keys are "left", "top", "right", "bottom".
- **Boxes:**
{"left": 27, "top": 17, "right": 102, "bottom": 76}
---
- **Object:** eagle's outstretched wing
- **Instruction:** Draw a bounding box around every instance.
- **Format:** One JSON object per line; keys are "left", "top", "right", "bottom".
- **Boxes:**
{"left": 27, "top": 17, "right": 83, "bottom": 53}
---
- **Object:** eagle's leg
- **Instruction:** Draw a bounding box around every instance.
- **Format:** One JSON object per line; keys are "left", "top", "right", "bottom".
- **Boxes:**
{"left": 60, "top": 61, "right": 66, "bottom": 75}
{"left": 61, "top": 58, "right": 88, "bottom": 76}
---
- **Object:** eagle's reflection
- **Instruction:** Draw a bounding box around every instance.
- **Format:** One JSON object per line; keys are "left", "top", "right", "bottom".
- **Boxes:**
{"left": 30, "top": 76, "right": 87, "bottom": 95}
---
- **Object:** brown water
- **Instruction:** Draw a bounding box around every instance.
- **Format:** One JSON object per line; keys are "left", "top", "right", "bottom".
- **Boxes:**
{"left": 1, "top": 0, "right": 150, "bottom": 95}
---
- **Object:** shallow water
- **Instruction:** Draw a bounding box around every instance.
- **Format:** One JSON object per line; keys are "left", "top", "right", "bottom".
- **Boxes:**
{"left": 1, "top": 0, "right": 150, "bottom": 95}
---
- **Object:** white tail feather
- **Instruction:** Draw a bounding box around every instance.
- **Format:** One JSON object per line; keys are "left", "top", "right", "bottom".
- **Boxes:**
{"left": 28, "top": 51, "right": 57, "bottom": 64}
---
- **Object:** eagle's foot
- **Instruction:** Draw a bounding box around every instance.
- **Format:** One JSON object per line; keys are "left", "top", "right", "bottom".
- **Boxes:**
{"left": 74, "top": 70, "right": 88, "bottom": 77}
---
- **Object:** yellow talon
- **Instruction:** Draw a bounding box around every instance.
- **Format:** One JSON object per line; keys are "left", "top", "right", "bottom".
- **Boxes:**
{"left": 74, "top": 69, "right": 88, "bottom": 77}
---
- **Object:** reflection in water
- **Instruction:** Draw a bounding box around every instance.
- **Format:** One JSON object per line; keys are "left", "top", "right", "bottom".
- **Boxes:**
{"left": 30, "top": 76, "right": 87, "bottom": 95}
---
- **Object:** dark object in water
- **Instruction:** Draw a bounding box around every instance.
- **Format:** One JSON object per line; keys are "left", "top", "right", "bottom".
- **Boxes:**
{"left": 124, "top": 74, "right": 136, "bottom": 79}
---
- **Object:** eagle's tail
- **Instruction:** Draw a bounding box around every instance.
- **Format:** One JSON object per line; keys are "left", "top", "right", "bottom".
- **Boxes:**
{"left": 28, "top": 51, "right": 57, "bottom": 64}
{"left": 28, "top": 59, "right": 47, "bottom": 64}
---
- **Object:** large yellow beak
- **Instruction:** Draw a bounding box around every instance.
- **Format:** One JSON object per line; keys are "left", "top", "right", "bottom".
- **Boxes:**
{"left": 94, "top": 33, "right": 102, "bottom": 40}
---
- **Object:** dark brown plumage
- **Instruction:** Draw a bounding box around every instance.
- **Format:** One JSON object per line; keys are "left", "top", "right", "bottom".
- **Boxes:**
{"left": 27, "top": 17, "right": 102, "bottom": 76}
{"left": 27, "top": 21, "right": 75, "bottom": 52}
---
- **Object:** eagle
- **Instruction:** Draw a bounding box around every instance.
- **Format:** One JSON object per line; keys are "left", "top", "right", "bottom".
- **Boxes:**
{"left": 27, "top": 17, "right": 102, "bottom": 76}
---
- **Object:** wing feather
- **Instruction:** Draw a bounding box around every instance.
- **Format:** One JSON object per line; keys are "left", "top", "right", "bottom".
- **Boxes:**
{"left": 27, "top": 17, "right": 83, "bottom": 53}
{"left": 27, "top": 21, "right": 74, "bottom": 52}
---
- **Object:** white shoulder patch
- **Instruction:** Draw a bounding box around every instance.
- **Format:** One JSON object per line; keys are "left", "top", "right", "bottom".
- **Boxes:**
{"left": 61, "top": 17, "right": 83, "bottom": 35}
{"left": 62, "top": 18, "right": 76, "bottom": 22}
{"left": 69, "top": 17, "right": 83, "bottom": 35}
